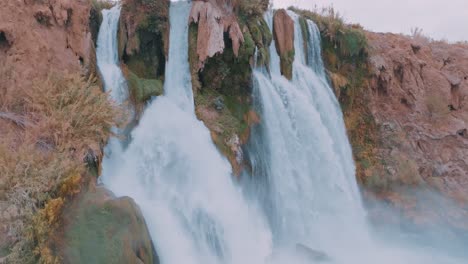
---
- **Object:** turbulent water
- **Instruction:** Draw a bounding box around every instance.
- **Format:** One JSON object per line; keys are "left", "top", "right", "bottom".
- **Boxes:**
{"left": 96, "top": 3, "right": 466, "bottom": 264}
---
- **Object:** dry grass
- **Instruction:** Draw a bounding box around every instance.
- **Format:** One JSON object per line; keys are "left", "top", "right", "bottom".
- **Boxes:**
{"left": 410, "top": 27, "right": 432, "bottom": 44}
{"left": 1, "top": 72, "right": 125, "bottom": 263}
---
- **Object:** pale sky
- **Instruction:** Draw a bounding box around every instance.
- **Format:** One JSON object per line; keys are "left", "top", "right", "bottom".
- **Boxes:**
{"left": 273, "top": 0, "right": 468, "bottom": 42}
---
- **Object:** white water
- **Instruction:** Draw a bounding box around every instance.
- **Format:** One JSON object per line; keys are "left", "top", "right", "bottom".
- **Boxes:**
{"left": 96, "top": 6, "right": 128, "bottom": 104}
{"left": 98, "top": 2, "right": 272, "bottom": 264}
{"left": 246, "top": 10, "right": 466, "bottom": 264}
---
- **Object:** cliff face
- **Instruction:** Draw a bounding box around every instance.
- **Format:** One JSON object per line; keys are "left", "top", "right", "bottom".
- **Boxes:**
{"left": 365, "top": 33, "right": 468, "bottom": 227}
{"left": 190, "top": 0, "right": 270, "bottom": 174}
{"left": 0, "top": 0, "right": 95, "bottom": 92}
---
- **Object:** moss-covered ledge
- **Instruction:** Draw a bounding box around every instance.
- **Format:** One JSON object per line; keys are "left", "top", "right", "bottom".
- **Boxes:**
{"left": 118, "top": 0, "right": 169, "bottom": 111}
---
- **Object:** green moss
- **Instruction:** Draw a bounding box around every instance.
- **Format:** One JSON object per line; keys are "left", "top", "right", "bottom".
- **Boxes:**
{"left": 194, "top": 88, "right": 250, "bottom": 159}
{"left": 0, "top": 245, "right": 11, "bottom": 258}
{"left": 127, "top": 71, "right": 163, "bottom": 103}
{"left": 246, "top": 17, "right": 272, "bottom": 67}
{"left": 280, "top": 49, "right": 295, "bottom": 80}
{"left": 299, "top": 16, "right": 310, "bottom": 62}
{"left": 63, "top": 194, "right": 156, "bottom": 264}
{"left": 120, "top": 0, "right": 169, "bottom": 94}
{"left": 65, "top": 203, "right": 130, "bottom": 264}
{"left": 237, "top": 0, "right": 269, "bottom": 17}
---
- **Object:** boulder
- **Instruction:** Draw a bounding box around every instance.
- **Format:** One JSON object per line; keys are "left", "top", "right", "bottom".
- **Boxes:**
{"left": 59, "top": 185, "right": 159, "bottom": 264}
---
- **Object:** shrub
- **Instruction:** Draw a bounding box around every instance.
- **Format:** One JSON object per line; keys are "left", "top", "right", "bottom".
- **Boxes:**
{"left": 235, "top": 0, "right": 270, "bottom": 17}
{"left": 291, "top": 6, "right": 367, "bottom": 61}
{"left": 23, "top": 73, "right": 125, "bottom": 160}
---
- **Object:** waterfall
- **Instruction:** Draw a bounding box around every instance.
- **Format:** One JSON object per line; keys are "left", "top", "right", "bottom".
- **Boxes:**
{"left": 246, "top": 10, "right": 465, "bottom": 264}
{"left": 96, "top": 6, "right": 128, "bottom": 104}
{"left": 249, "top": 11, "right": 369, "bottom": 257}
{"left": 97, "top": 2, "right": 272, "bottom": 264}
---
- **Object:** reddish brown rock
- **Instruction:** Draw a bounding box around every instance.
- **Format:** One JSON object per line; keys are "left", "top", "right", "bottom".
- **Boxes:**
{"left": 0, "top": 0, "right": 94, "bottom": 93}
{"left": 189, "top": 0, "right": 244, "bottom": 69}
{"left": 366, "top": 32, "right": 468, "bottom": 206}
{"left": 273, "top": 9, "right": 294, "bottom": 79}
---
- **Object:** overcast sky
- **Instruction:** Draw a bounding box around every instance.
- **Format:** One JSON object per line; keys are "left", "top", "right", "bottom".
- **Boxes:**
{"left": 272, "top": 0, "right": 468, "bottom": 42}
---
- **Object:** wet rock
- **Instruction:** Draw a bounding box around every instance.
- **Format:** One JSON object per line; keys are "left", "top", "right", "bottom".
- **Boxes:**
{"left": 59, "top": 186, "right": 159, "bottom": 264}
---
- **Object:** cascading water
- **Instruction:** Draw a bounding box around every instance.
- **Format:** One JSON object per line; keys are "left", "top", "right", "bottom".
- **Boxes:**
{"left": 96, "top": 6, "right": 128, "bottom": 104}
{"left": 249, "top": 11, "right": 370, "bottom": 261}
{"left": 97, "top": 2, "right": 272, "bottom": 264}
{"left": 247, "top": 10, "right": 465, "bottom": 264}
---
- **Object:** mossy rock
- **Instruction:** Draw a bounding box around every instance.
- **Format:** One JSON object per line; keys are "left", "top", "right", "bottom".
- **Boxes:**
{"left": 127, "top": 70, "right": 163, "bottom": 103}
{"left": 119, "top": 0, "right": 169, "bottom": 82}
{"left": 280, "top": 49, "right": 295, "bottom": 80}
{"left": 246, "top": 16, "right": 272, "bottom": 67}
{"left": 61, "top": 187, "right": 158, "bottom": 264}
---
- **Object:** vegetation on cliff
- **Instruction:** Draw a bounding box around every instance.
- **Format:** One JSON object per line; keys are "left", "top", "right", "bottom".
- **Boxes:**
{"left": 190, "top": 0, "right": 270, "bottom": 174}
{"left": 1, "top": 73, "right": 124, "bottom": 263}
{"left": 119, "top": 0, "right": 169, "bottom": 112}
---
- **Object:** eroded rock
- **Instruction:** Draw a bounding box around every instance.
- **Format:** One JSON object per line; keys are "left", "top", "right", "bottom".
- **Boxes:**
{"left": 273, "top": 9, "right": 294, "bottom": 79}
{"left": 189, "top": 0, "right": 244, "bottom": 69}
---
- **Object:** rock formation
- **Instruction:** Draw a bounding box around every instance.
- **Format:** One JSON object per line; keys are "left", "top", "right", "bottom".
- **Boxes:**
{"left": 273, "top": 9, "right": 295, "bottom": 80}
{"left": 0, "top": 0, "right": 95, "bottom": 93}
{"left": 118, "top": 0, "right": 168, "bottom": 112}
{"left": 189, "top": 0, "right": 244, "bottom": 69}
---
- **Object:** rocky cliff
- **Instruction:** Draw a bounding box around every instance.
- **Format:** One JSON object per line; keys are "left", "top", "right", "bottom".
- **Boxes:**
{"left": 364, "top": 33, "right": 468, "bottom": 229}
{"left": 0, "top": 1, "right": 157, "bottom": 263}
